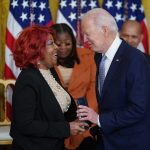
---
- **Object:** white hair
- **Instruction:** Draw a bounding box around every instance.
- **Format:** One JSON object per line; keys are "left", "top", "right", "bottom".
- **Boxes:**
{"left": 82, "top": 8, "right": 118, "bottom": 34}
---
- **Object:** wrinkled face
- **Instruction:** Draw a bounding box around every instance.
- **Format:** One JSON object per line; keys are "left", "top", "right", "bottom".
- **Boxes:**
{"left": 82, "top": 19, "right": 105, "bottom": 52}
{"left": 55, "top": 33, "right": 72, "bottom": 58}
{"left": 42, "top": 34, "right": 58, "bottom": 69}
{"left": 120, "top": 25, "right": 142, "bottom": 48}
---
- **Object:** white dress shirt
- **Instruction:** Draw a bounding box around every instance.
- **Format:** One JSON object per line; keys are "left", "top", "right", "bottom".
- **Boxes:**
{"left": 97, "top": 35, "right": 122, "bottom": 127}
{"left": 104, "top": 35, "right": 122, "bottom": 77}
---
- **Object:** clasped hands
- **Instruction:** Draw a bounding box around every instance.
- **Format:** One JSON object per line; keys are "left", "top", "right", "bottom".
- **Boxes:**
{"left": 70, "top": 105, "right": 99, "bottom": 136}
{"left": 69, "top": 120, "right": 88, "bottom": 135}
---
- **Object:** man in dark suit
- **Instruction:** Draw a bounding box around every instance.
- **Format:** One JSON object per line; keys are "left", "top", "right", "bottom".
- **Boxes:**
{"left": 77, "top": 8, "right": 150, "bottom": 150}
{"left": 120, "top": 20, "right": 150, "bottom": 63}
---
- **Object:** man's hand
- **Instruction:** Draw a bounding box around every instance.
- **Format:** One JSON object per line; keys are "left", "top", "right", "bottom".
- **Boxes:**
{"left": 77, "top": 105, "right": 99, "bottom": 125}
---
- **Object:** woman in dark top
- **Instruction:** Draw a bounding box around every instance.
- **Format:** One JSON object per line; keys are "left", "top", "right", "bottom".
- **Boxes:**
{"left": 10, "top": 25, "right": 88, "bottom": 150}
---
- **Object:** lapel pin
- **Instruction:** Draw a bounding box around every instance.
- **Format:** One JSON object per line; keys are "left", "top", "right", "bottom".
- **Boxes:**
{"left": 116, "top": 59, "right": 119, "bottom": 62}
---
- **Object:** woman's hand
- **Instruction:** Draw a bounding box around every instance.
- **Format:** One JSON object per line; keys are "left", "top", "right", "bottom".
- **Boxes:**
{"left": 69, "top": 120, "right": 89, "bottom": 135}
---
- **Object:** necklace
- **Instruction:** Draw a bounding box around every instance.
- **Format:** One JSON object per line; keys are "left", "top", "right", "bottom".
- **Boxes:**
{"left": 39, "top": 69, "right": 71, "bottom": 113}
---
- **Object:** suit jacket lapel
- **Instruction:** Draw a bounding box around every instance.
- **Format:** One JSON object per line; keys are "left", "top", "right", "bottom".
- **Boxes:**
{"left": 95, "top": 53, "right": 102, "bottom": 102}
{"left": 102, "top": 42, "right": 125, "bottom": 98}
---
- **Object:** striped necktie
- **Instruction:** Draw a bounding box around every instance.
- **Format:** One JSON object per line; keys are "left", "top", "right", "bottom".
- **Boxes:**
{"left": 99, "top": 55, "right": 107, "bottom": 96}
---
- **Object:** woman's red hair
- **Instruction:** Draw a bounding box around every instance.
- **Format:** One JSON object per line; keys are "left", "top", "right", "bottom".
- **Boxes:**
{"left": 13, "top": 25, "right": 53, "bottom": 69}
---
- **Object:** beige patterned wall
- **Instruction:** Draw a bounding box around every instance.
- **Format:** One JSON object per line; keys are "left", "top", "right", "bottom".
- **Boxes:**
{"left": 0, "top": 0, "right": 150, "bottom": 78}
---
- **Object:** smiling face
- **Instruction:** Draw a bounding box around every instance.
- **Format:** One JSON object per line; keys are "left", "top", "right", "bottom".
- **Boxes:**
{"left": 55, "top": 32, "right": 73, "bottom": 59}
{"left": 120, "top": 21, "right": 142, "bottom": 48}
{"left": 81, "top": 19, "right": 106, "bottom": 53}
{"left": 39, "top": 34, "right": 58, "bottom": 69}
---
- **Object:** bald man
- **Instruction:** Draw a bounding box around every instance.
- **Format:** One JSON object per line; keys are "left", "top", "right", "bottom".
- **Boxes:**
{"left": 120, "top": 20, "right": 150, "bottom": 63}
{"left": 120, "top": 20, "right": 142, "bottom": 48}
{"left": 77, "top": 8, "right": 150, "bottom": 150}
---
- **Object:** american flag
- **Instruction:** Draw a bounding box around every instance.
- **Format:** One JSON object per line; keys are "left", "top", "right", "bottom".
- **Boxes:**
{"left": 56, "top": 0, "right": 100, "bottom": 47}
{"left": 5, "top": 0, "right": 53, "bottom": 119}
{"left": 103, "top": 0, "right": 149, "bottom": 53}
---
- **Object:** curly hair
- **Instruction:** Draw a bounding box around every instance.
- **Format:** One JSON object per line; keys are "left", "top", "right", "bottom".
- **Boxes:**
{"left": 13, "top": 25, "right": 54, "bottom": 69}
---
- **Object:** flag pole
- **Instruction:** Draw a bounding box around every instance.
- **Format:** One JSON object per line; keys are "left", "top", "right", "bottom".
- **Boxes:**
{"left": 29, "top": 0, "right": 34, "bottom": 26}
{"left": 76, "top": 0, "right": 82, "bottom": 47}
{"left": 124, "top": 0, "right": 128, "bottom": 21}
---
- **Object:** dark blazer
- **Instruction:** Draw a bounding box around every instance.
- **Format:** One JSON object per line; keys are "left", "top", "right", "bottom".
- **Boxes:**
{"left": 145, "top": 53, "right": 150, "bottom": 64}
{"left": 95, "top": 41, "right": 150, "bottom": 150}
{"left": 10, "top": 67, "right": 77, "bottom": 150}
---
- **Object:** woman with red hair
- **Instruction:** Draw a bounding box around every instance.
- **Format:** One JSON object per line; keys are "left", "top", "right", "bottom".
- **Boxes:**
{"left": 10, "top": 25, "right": 88, "bottom": 150}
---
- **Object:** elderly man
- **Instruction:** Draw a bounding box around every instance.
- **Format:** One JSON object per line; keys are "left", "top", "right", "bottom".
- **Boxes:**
{"left": 120, "top": 20, "right": 150, "bottom": 63}
{"left": 77, "top": 8, "right": 150, "bottom": 150}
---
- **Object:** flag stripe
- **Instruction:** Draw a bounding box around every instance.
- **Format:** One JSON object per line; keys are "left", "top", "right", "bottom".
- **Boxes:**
{"left": 6, "top": 29, "right": 15, "bottom": 52}
{"left": 5, "top": 46, "right": 21, "bottom": 78}
{"left": 7, "top": 12, "right": 22, "bottom": 39}
{"left": 46, "top": 20, "right": 53, "bottom": 26}
{"left": 141, "top": 20, "right": 148, "bottom": 53}
{"left": 4, "top": 64, "right": 16, "bottom": 79}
